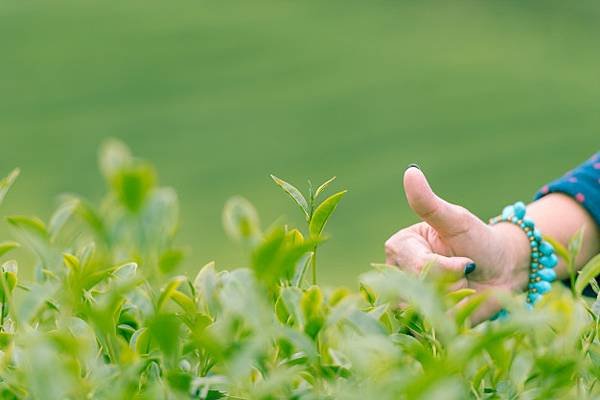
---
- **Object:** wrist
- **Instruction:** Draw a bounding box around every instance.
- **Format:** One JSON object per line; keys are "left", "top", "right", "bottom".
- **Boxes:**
{"left": 489, "top": 222, "right": 531, "bottom": 291}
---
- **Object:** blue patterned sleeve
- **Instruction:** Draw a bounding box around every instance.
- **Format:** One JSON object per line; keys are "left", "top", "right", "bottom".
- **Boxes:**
{"left": 534, "top": 152, "right": 600, "bottom": 227}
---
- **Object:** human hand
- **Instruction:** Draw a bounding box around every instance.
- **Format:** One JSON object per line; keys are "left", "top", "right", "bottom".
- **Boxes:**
{"left": 385, "top": 166, "right": 531, "bottom": 321}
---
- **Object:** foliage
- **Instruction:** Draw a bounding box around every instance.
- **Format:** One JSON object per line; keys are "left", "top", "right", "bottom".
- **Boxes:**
{"left": 0, "top": 141, "right": 599, "bottom": 399}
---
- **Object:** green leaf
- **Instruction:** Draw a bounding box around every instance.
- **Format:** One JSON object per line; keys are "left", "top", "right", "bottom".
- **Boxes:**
{"left": 99, "top": 138, "right": 132, "bottom": 180}
{"left": 130, "top": 327, "right": 151, "bottom": 354}
{"left": 251, "top": 227, "right": 317, "bottom": 288}
{"left": 157, "top": 275, "right": 187, "bottom": 311}
{"left": 170, "top": 290, "right": 196, "bottom": 314}
{"left": 291, "top": 253, "right": 312, "bottom": 288}
{"left": 446, "top": 288, "right": 476, "bottom": 306}
{"left": 48, "top": 197, "right": 79, "bottom": 240}
{"left": 454, "top": 293, "right": 487, "bottom": 327}
{"left": 113, "top": 262, "right": 138, "bottom": 280}
{"left": 301, "top": 286, "right": 324, "bottom": 338}
{"left": 314, "top": 176, "right": 336, "bottom": 199}
{"left": 309, "top": 190, "right": 347, "bottom": 237}
{"left": 6, "top": 215, "right": 48, "bottom": 240}
{"left": 280, "top": 286, "right": 304, "bottom": 326}
{"left": 62, "top": 253, "right": 80, "bottom": 272}
{"left": 222, "top": 196, "right": 261, "bottom": 245}
{"left": 159, "top": 248, "right": 185, "bottom": 274}
{"left": 149, "top": 313, "right": 181, "bottom": 361}
{"left": 0, "top": 168, "right": 19, "bottom": 207}
{"left": 111, "top": 162, "right": 156, "bottom": 212}
{"left": 0, "top": 241, "right": 19, "bottom": 258}
{"left": 270, "top": 175, "right": 310, "bottom": 220}
{"left": 575, "top": 254, "right": 600, "bottom": 295}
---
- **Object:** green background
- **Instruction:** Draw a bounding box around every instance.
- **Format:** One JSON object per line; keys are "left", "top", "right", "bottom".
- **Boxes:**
{"left": 1, "top": 0, "right": 598, "bottom": 286}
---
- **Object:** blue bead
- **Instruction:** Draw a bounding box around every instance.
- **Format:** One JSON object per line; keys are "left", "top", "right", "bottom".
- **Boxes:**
{"left": 539, "top": 241, "right": 554, "bottom": 256}
{"left": 533, "top": 281, "right": 552, "bottom": 294}
{"left": 523, "top": 217, "right": 535, "bottom": 228}
{"left": 532, "top": 252, "right": 540, "bottom": 259}
{"left": 537, "top": 268, "right": 556, "bottom": 282}
{"left": 530, "top": 241, "right": 537, "bottom": 248}
{"left": 528, "top": 292, "right": 541, "bottom": 304}
{"left": 533, "top": 229, "right": 542, "bottom": 242}
{"left": 491, "top": 309, "right": 509, "bottom": 320}
{"left": 540, "top": 254, "right": 558, "bottom": 268}
{"left": 514, "top": 202, "right": 526, "bottom": 219}
{"left": 502, "top": 205, "right": 514, "bottom": 219}
{"left": 531, "top": 262, "right": 538, "bottom": 268}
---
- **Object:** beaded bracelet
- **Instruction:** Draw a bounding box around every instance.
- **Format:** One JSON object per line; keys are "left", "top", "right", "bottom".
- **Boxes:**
{"left": 489, "top": 201, "right": 558, "bottom": 307}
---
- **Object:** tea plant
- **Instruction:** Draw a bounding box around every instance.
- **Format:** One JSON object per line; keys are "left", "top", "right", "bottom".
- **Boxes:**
{"left": 0, "top": 139, "right": 599, "bottom": 399}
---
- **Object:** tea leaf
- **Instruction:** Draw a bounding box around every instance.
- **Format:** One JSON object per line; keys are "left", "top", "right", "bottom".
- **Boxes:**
{"left": 575, "top": 254, "right": 600, "bottom": 296}
{"left": 309, "top": 190, "right": 347, "bottom": 237}
{"left": 157, "top": 275, "right": 187, "bottom": 311}
{"left": 271, "top": 175, "right": 310, "bottom": 220}
{"left": 6, "top": 215, "right": 48, "bottom": 240}
{"left": 99, "top": 138, "right": 132, "bottom": 180}
{"left": 314, "top": 176, "right": 336, "bottom": 200}
{"left": 223, "top": 196, "right": 261, "bottom": 244}
{"left": 0, "top": 168, "right": 19, "bottom": 207}
{"left": 111, "top": 162, "right": 156, "bottom": 212}
{"left": 0, "top": 241, "right": 19, "bottom": 258}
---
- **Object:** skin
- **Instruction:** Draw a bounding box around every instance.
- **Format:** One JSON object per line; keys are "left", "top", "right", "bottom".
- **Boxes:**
{"left": 385, "top": 166, "right": 600, "bottom": 323}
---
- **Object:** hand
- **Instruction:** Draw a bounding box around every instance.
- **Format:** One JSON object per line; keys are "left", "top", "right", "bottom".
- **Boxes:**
{"left": 385, "top": 166, "right": 531, "bottom": 321}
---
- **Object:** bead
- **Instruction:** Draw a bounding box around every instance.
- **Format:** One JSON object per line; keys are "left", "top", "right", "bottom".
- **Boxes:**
{"left": 532, "top": 252, "right": 540, "bottom": 259}
{"left": 512, "top": 217, "right": 519, "bottom": 223}
{"left": 533, "top": 281, "right": 551, "bottom": 294}
{"left": 537, "top": 268, "right": 556, "bottom": 282}
{"left": 531, "top": 262, "right": 539, "bottom": 269}
{"left": 528, "top": 292, "right": 541, "bottom": 304}
{"left": 539, "top": 241, "right": 554, "bottom": 256}
{"left": 523, "top": 217, "right": 535, "bottom": 228}
{"left": 491, "top": 309, "right": 509, "bottom": 320}
{"left": 533, "top": 229, "right": 542, "bottom": 242}
{"left": 502, "top": 205, "right": 514, "bottom": 219}
{"left": 540, "top": 254, "right": 558, "bottom": 268}
{"left": 530, "top": 241, "right": 537, "bottom": 248}
{"left": 514, "top": 201, "right": 526, "bottom": 219}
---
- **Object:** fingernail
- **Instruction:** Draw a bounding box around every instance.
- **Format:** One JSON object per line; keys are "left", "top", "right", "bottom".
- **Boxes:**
{"left": 464, "top": 262, "right": 476, "bottom": 275}
{"left": 407, "top": 163, "right": 421, "bottom": 170}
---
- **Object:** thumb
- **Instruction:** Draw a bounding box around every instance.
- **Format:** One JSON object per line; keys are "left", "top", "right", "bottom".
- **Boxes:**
{"left": 403, "top": 166, "right": 476, "bottom": 237}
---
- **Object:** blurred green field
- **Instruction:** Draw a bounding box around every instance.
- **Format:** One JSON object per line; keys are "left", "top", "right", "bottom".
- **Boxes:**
{"left": 1, "top": 0, "right": 598, "bottom": 286}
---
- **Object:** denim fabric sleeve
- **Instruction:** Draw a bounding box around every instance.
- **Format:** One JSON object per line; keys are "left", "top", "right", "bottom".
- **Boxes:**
{"left": 534, "top": 152, "right": 600, "bottom": 227}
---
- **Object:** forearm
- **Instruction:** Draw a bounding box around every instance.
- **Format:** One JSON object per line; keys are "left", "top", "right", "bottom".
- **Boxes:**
{"left": 493, "top": 193, "right": 600, "bottom": 288}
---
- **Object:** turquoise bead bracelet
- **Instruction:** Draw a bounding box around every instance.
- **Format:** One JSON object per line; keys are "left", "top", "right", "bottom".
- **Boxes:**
{"left": 489, "top": 201, "right": 558, "bottom": 307}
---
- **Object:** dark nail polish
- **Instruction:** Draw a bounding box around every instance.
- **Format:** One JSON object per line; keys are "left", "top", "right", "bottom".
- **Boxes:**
{"left": 407, "top": 163, "right": 421, "bottom": 170}
{"left": 464, "top": 262, "right": 476, "bottom": 275}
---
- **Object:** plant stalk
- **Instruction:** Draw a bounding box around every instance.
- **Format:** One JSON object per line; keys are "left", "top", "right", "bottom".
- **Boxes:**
{"left": 312, "top": 246, "right": 318, "bottom": 285}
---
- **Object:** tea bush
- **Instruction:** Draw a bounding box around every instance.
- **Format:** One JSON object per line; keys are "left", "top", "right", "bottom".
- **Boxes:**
{"left": 0, "top": 140, "right": 599, "bottom": 399}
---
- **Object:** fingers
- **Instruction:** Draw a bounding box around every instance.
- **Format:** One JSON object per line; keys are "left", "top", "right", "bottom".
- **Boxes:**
{"left": 426, "top": 254, "right": 475, "bottom": 276}
{"left": 403, "top": 166, "right": 477, "bottom": 238}
{"left": 385, "top": 231, "right": 475, "bottom": 278}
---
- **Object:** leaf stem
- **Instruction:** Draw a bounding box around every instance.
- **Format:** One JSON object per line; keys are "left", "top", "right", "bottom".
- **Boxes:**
{"left": 311, "top": 246, "right": 318, "bottom": 285}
